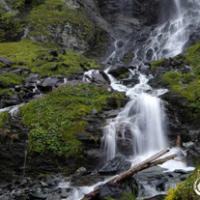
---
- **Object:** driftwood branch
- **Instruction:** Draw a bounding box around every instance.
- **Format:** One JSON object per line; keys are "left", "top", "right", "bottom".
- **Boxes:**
{"left": 82, "top": 149, "right": 176, "bottom": 200}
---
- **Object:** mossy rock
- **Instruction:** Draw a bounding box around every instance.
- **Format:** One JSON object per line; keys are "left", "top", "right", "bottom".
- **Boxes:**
{"left": 20, "top": 83, "right": 125, "bottom": 157}
{"left": 0, "top": 40, "right": 99, "bottom": 77}
{"left": 150, "top": 40, "right": 200, "bottom": 126}
{"left": 27, "top": 0, "right": 95, "bottom": 46}
{"left": 0, "top": 112, "right": 9, "bottom": 128}
{"left": 0, "top": 72, "right": 24, "bottom": 87}
{"left": 165, "top": 169, "right": 200, "bottom": 200}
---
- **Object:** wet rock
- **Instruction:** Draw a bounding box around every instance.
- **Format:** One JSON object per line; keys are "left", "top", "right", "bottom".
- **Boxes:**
{"left": 75, "top": 167, "right": 87, "bottom": 176}
{"left": 0, "top": 57, "right": 12, "bottom": 67}
{"left": 121, "top": 74, "right": 139, "bottom": 86}
{"left": 29, "top": 189, "right": 47, "bottom": 200}
{"left": 84, "top": 70, "right": 110, "bottom": 84}
{"left": 60, "top": 188, "right": 69, "bottom": 198}
{"left": 99, "top": 155, "right": 131, "bottom": 175}
{"left": 108, "top": 65, "right": 129, "bottom": 78}
{"left": 0, "top": 94, "right": 21, "bottom": 108}
{"left": 71, "top": 173, "right": 105, "bottom": 186}
{"left": 135, "top": 166, "right": 191, "bottom": 198}
{"left": 99, "top": 177, "right": 138, "bottom": 200}
{"left": 144, "top": 194, "right": 166, "bottom": 200}
{"left": 26, "top": 74, "right": 40, "bottom": 84}
{"left": 37, "top": 77, "right": 59, "bottom": 92}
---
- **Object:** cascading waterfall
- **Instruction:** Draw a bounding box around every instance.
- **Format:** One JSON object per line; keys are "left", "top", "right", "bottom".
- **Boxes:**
{"left": 103, "top": 0, "right": 200, "bottom": 163}
{"left": 137, "top": 0, "right": 200, "bottom": 62}
{"left": 102, "top": 72, "right": 168, "bottom": 162}
{"left": 69, "top": 0, "right": 200, "bottom": 199}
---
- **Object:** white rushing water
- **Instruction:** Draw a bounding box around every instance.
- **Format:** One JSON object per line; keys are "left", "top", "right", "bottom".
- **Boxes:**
{"left": 71, "top": 0, "right": 200, "bottom": 198}
{"left": 102, "top": 73, "right": 168, "bottom": 162}
{"left": 102, "top": 0, "right": 200, "bottom": 168}
{"left": 137, "top": 0, "right": 200, "bottom": 62}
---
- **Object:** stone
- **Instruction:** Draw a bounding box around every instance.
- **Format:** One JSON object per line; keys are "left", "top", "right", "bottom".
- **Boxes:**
{"left": 108, "top": 64, "right": 129, "bottom": 78}
{"left": 99, "top": 177, "right": 138, "bottom": 200}
{"left": 29, "top": 190, "right": 47, "bottom": 199}
{"left": 99, "top": 155, "right": 131, "bottom": 175}
{"left": 48, "top": 50, "right": 58, "bottom": 57}
{"left": 0, "top": 57, "right": 12, "bottom": 67}
{"left": 75, "top": 167, "right": 87, "bottom": 176}
{"left": 37, "top": 77, "right": 59, "bottom": 92}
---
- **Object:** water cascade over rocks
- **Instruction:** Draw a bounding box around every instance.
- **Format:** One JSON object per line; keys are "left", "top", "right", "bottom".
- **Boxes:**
{"left": 70, "top": 0, "right": 200, "bottom": 199}
{"left": 102, "top": 0, "right": 200, "bottom": 163}
{"left": 102, "top": 74, "right": 168, "bottom": 162}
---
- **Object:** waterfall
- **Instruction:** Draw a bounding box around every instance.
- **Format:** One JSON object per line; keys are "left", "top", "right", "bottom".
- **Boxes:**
{"left": 103, "top": 0, "right": 200, "bottom": 162}
{"left": 66, "top": 1, "right": 199, "bottom": 199}
{"left": 139, "top": 0, "right": 200, "bottom": 61}
{"left": 102, "top": 73, "right": 168, "bottom": 161}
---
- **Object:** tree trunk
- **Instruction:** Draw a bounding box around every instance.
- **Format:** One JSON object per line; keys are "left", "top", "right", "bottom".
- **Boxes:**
{"left": 82, "top": 149, "right": 176, "bottom": 200}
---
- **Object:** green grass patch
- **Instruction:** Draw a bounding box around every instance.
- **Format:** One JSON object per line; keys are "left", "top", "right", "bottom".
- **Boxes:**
{"left": 151, "top": 58, "right": 165, "bottom": 70}
{"left": 20, "top": 84, "right": 124, "bottom": 156}
{"left": 185, "top": 40, "right": 200, "bottom": 74}
{"left": 0, "top": 40, "right": 99, "bottom": 77}
{"left": 28, "top": 0, "right": 95, "bottom": 42}
{"left": 0, "top": 112, "right": 9, "bottom": 128}
{"left": 0, "top": 72, "right": 24, "bottom": 87}
{"left": 153, "top": 41, "right": 200, "bottom": 122}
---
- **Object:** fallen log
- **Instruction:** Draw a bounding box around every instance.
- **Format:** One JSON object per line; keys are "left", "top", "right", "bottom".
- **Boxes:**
{"left": 82, "top": 149, "right": 176, "bottom": 200}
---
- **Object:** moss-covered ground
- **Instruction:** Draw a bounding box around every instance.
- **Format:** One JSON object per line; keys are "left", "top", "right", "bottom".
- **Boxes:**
{"left": 0, "top": 40, "right": 99, "bottom": 77}
{"left": 19, "top": 83, "right": 124, "bottom": 157}
{"left": 28, "top": 0, "right": 95, "bottom": 43}
{"left": 0, "top": 0, "right": 95, "bottom": 43}
{"left": 165, "top": 168, "right": 200, "bottom": 200}
{"left": 151, "top": 41, "right": 200, "bottom": 123}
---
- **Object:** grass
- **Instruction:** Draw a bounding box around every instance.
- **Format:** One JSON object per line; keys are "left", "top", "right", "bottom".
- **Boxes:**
{"left": 150, "top": 40, "right": 200, "bottom": 123}
{"left": 0, "top": 72, "right": 24, "bottom": 87}
{"left": 0, "top": 112, "right": 9, "bottom": 128}
{"left": 28, "top": 0, "right": 95, "bottom": 43}
{"left": 0, "top": 40, "right": 99, "bottom": 77}
{"left": 20, "top": 83, "right": 124, "bottom": 156}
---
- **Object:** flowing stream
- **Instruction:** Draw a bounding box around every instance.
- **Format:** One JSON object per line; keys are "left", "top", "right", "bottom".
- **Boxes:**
{"left": 68, "top": 0, "right": 200, "bottom": 199}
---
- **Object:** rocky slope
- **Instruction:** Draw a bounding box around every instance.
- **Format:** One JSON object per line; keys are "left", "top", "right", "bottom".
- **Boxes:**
{"left": 0, "top": 0, "right": 200, "bottom": 200}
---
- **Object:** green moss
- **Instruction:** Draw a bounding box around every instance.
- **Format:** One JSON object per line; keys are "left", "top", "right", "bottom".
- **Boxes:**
{"left": 0, "top": 72, "right": 24, "bottom": 87}
{"left": 28, "top": 0, "right": 95, "bottom": 43}
{"left": 185, "top": 40, "right": 200, "bottom": 74}
{"left": 32, "top": 51, "right": 99, "bottom": 77}
{"left": 0, "top": 112, "right": 9, "bottom": 128}
{"left": 0, "top": 40, "right": 46, "bottom": 65}
{"left": 0, "top": 40, "right": 99, "bottom": 77}
{"left": 0, "top": 88, "right": 14, "bottom": 96}
{"left": 154, "top": 41, "right": 200, "bottom": 123}
{"left": 10, "top": 0, "right": 26, "bottom": 10}
{"left": 151, "top": 58, "right": 165, "bottom": 70}
{"left": 165, "top": 169, "right": 200, "bottom": 200}
{"left": 0, "top": 10, "right": 24, "bottom": 41}
{"left": 20, "top": 84, "right": 124, "bottom": 156}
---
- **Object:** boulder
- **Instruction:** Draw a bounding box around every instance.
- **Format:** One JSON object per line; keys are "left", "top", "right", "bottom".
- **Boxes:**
{"left": 99, "top": 155, "right": 131, "bottom": 175}
{"left": 108, "top": 65, "right": 129, "bottom": 78}
{"left": 37, "top": 77, "right": 60, "bottom": 92}
{"left": 98, "top": 177, "right": 138, "bottom": 200}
